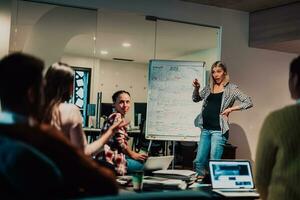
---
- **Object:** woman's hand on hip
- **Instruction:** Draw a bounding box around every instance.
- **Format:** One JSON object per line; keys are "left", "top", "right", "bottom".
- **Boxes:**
{"left": 221, "top": 108, "right": 232, "bottom": 117}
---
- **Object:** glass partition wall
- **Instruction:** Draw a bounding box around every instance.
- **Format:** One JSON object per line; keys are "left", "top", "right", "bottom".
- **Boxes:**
{"left": 9, "top": 0, "right": 220, "bottom": 127}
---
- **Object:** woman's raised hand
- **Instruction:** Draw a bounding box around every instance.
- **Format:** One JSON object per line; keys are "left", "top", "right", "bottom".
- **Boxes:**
{"left": 192, "top": 78, "right": 200, "bottom": 90}
{"left": 109, "top": 113, "right": 130, "bottom": 129}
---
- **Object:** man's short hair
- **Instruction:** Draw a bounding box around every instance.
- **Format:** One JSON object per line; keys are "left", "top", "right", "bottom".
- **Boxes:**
{"left": 0, "top": 53, "right": 44, "bottom": 108}
{"left": 290, "top": 56, "right": 300, "bottom": 87}
{"left": 290, "top": 56, "right": 300, "bottom": 76}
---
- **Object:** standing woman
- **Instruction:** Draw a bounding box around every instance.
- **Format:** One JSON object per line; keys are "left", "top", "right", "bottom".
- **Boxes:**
{"left": 192, "top": 61, "right": 253, "bottom": 178}
{"left": 43, "top": 62, "right": 123, "bottom": 157}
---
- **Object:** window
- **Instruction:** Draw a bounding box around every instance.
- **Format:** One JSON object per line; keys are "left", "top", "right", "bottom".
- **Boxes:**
{"left": 71, "top": 67, "right": 91, "bottom": 127}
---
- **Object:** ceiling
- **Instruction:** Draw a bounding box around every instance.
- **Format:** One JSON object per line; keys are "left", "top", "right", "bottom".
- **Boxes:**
{"left": 181, "top": 0, "right": 299, "bottom": 12}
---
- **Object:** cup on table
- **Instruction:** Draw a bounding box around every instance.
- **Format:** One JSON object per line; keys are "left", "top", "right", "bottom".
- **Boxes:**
{"left": 131, "top": 171, "right": 144, "bottom": 191}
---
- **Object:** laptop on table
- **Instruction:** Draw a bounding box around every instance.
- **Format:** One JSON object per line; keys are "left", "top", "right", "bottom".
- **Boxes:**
{"left": 209, "top": 160, "right": 260, "bottom": 198}
{"left": 144, "top": 156, "right": 174, "bottom": 171}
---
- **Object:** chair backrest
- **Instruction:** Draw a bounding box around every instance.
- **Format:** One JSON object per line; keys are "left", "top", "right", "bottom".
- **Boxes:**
{"left": 0, "top": 136, "right": 63, "bottom": 198}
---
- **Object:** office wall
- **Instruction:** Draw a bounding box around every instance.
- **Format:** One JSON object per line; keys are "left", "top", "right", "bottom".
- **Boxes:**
{"left": 0, "top": 0, "right": 11, "bottom": 58}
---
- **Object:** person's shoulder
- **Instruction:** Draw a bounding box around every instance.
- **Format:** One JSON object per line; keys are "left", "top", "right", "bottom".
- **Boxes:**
{"left": 265, "top": 104, "right": 300, "bottom": 122}
{"left": 226, "top": 82, "right": 238, "bottom": 89}
{"left": 201, "top": 85, "right": 210, "bottom": 91}
{"left": 58, "top": 103, "right": 82, "bottom": 124}
{"left": 270, "top": 104, "right": 298, "bottom": 114}
{"left": 59, "top": 103, "right": 80, "bottom": 113}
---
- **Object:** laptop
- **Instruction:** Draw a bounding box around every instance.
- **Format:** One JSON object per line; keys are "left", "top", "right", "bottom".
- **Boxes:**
{"left": 144, "top": 156, "right": 174, "bottom": 171}
{"left": 209, "top": 160, "right": 260, "bottom": 198}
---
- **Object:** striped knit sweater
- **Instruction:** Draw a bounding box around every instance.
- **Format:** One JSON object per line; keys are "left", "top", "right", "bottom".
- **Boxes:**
{"left": 255, "top": 104, "right": 300, "bottom": 200}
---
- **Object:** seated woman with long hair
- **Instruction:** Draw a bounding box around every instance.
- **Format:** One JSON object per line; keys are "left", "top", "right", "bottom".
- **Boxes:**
{"left": 43, "top": 62, "right": 124, "bottom": 156}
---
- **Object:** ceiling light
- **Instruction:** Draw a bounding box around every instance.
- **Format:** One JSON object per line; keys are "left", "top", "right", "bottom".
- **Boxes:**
{"left": 122, "top": 42, "right": 131, "bottom": 47}
{"left": 100, "top": 50, "right": 108, "bottom": 55}
{"left": 93, "top": 36, "right": 96, "bottom": 41}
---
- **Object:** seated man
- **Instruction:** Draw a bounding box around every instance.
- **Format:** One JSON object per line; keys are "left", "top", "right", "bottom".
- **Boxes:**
{"left": 255, "top": 56, "right": 300, "bottom": 200}
{"left": 0, "top": 53, "right": 118, "bottom": 198}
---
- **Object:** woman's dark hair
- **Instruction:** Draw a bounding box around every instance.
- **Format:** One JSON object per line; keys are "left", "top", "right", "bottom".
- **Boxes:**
{"left": 43, "top": 62, "right": 74, "bottom": 123}
{"left": 112, "top": 90, "right": 130, "bottom": 103}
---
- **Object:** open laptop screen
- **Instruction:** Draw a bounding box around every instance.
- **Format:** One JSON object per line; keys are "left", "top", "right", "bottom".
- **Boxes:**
{"left": 209, "top": 160, "right": 254, "bottom": 189}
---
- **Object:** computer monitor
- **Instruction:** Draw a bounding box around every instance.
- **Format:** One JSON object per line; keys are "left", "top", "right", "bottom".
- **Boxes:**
{"left": 101, "top": 103, "right": 113, "bottom": 118}
{"left": 133, "top": 102, "right": 147, "bottom": 127}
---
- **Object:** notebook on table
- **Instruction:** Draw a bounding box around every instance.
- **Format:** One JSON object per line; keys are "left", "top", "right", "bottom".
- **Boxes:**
{"left": 209, "top": 160, "right": 260, "bottom": 198}
{"left": 144, "top": 156, "right": 174, "bottom": 171}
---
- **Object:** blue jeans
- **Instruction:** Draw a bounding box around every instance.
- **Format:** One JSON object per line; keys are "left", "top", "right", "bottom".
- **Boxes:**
{"left": 126, "top": 156, "right": 144, "bottom": 174}
{"left": 194, "top": 129, "right": 227, "bottom": 176}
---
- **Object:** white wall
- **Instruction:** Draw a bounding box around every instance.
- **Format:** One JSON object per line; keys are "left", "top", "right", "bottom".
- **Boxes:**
{"left": 0, "top": 0, "right": 12, "bottom": 58}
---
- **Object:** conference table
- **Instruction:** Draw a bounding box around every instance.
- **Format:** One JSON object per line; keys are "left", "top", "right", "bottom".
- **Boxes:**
{"left": 116, "top": 179, "right": 259, "bottom": 200}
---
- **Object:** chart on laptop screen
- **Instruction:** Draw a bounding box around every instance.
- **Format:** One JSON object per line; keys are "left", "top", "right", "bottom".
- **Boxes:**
{"left": 209, "top": 161, "right": 254, "bottom": 189}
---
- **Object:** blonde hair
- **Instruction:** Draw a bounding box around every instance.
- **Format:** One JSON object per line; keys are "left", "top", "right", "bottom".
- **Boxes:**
{"left": 209, "top": 61, "right": 230, "bottom": 91}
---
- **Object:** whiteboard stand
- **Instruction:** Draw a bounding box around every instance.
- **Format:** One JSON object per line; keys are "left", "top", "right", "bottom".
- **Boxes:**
{"left": 171, "top": 141, "right": 175, "bottom": 169}
{"left": 147, "top": 140, "right": 152, "bottom": 154}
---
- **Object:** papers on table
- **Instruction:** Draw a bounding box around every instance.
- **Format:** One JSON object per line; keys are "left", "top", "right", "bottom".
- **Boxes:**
{"left": 152, "top": 169, "right": 197, "bottom": 182}
{"left": 143, "top": 176, "right": 187, "bottom": 190}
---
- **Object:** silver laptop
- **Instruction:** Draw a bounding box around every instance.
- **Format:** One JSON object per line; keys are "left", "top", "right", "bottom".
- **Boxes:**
{"left": 144, "top": 156, "right": 174, "bottom": 171}
{"left": 209, "top": 160, "right": 260, "bottom": 198}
